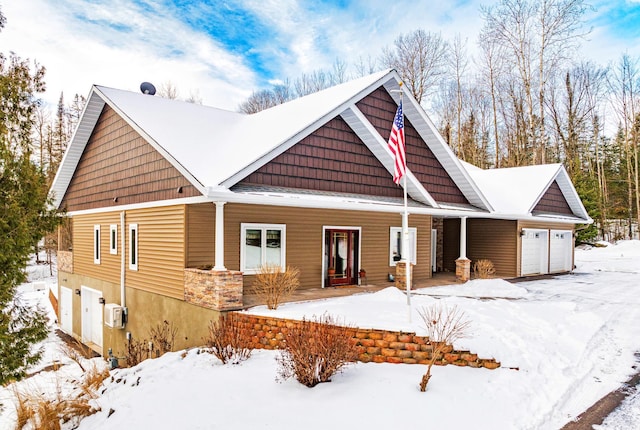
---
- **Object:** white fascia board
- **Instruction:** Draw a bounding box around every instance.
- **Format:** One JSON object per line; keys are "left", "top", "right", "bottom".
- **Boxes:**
{"left": 382, "top": 80, "right": 494, "bottom": 212}
{"left": 205, "top": 188, "right": 590, "bottom": 223}
{"left": 341, "top": 105, "right": 438, "bottom": 207}
{"left": 220, "top": 72, "right": 399, "bottom": 188}
{"left": 92, "top": 87, "right": 208, "bottom": 197}
{"left": 49, "top": 88, "right": 105, "bottom": 209}
{"left": 65, "top": 195, "right": 212, "bottom": 217}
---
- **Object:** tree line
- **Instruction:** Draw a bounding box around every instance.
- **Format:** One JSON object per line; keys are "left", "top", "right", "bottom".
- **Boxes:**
{"left": 239, "top": 0, "right": 639, "bottom": 242}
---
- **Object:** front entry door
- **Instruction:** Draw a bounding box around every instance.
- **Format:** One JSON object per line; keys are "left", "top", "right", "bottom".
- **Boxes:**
{"left": 325, "top": 229, "right": 359, "bottom": 287}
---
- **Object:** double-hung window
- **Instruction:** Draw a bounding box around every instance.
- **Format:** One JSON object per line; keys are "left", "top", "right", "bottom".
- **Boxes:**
{"left": 240, "top": 223, "right": 286, "bottom": 274}
{"left": 389, "top": 227, "right": 417, "bottom": 266}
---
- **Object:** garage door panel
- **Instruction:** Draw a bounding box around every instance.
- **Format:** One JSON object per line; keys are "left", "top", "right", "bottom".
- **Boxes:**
{"left": 521, "top": 229, "right": 549, "bottom": 276}
{"left": 549, "top": 230, "right": 572, "bottom": 273}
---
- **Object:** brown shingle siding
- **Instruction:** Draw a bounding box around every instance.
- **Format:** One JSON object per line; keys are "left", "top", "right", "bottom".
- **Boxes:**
{"left": 356, "top": 88, "right": 469, "bottom": 205}
{"left": 533, "top": 181, "right": 573, "bottom": 215}
{"left": 237, "top": 116, "right": 404, "bottom": 198}
{"left": 60, "top": 105, "right": 201, "bottom": 212}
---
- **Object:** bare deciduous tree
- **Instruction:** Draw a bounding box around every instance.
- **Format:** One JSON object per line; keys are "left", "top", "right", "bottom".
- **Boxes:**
{"left": 380, "top": 29, "right": 449, "bottom": 104}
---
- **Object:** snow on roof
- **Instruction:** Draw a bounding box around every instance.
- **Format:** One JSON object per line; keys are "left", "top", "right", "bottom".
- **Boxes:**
{"left": 463, "top": 163, "right": 563, "bottom": 214}
{"left": 96, "top": 69, "right": 393, "bottom": 191}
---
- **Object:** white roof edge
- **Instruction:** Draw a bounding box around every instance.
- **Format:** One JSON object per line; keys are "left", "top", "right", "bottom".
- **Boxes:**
{"left": 220, "top": 70, "right": 397, "bottom": 187}
{"left": 49, "top": 87, "right": 105, "bottom": 209}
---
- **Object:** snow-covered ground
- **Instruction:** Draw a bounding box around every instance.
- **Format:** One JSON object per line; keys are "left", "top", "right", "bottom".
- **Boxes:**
{"left": 1, "top": 242, "right": 639, "bottom": 429}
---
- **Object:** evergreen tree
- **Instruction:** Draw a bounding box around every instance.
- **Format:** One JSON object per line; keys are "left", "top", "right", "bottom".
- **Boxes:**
{"left": 0, "top": 7, "right": 59, "bottom": 384}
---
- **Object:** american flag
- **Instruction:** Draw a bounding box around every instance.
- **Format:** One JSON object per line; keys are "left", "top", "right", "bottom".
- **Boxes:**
{"left": 388, "top": 101, "right": 406, "bottom": 184}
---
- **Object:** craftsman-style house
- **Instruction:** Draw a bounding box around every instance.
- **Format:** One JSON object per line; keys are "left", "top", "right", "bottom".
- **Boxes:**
{"left": 50, "top": 69, "right": 591, "bottom": 355}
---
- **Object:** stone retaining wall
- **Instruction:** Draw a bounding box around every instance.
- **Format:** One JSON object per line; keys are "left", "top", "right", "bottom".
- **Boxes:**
{"left": 233, "top": 313, "right": 500, "bottom": 369}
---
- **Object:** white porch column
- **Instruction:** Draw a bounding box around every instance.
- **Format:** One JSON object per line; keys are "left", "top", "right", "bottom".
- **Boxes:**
{"left": 459, "top": 216, "right": 467, "bottom": 259}
{"left": 213, "top": 201, "right": 227, "bottom": 271}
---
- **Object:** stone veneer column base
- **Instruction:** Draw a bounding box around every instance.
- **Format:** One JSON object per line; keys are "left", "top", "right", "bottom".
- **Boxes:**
{"left": 455, "top": 258, "right": 471, "bottom": 282}
{"left": 58, "top": 251, "right": 73, "bottom": 273}
{"left": 395, "top": 261, "right": 414, "bottom": 290}
{"left": 184, "top": 269, "right": 243, "bottom": 311}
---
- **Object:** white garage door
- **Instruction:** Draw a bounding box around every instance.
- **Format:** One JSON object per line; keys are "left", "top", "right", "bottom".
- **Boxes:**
{"left": 81, "top": 286, "right": 103, "bottom": 349}
{"left": 521, "top": 229, "right": 549, "bottom": 276}
{"left": 59, "top": 286, "right": 73, "bottom": 334}
{"left": 549, "top": 230, "right": 573, "bottom": 273}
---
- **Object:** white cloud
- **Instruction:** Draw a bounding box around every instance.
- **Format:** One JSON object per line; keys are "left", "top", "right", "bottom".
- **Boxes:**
{"left": 2, "top": 0, "right": 256, "bottom": 109}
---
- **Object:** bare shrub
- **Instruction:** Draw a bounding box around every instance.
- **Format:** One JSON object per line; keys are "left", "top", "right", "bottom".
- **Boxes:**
{"left": 251, "top": 264, "right": 300, "bottom": 310}
{"left": 417, "top": 304, "right": 471, "bottom": 392}
{"left": 276, "top": 314, "right": 357, "bottom": 387}
{"left": 123, "top": 337, "right": 148, "bottom": 367}
{"left": 473, "top": 259, "right": 496, "bottom": 279}
{"left": 149, "top": 320, "right": 178, "bottom": 358}
{"left": 121, "top": 320, "right": 178, "bottom": 367}
{"left": 204, "top": 313, "right": 252, "bottom": 364}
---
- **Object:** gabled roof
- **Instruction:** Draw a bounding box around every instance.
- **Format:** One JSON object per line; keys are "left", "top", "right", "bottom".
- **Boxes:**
{"left": 460, "top": 161, "right": 591, "bottom": 222}
{"left": 50, "top": 69, "right": 491, "bottom": 212}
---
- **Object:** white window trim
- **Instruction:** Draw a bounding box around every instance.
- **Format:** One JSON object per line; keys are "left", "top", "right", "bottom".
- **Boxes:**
{"left": 129, "top": 223, "right": 138, "bottom": 271}
{"left": 389, "top": 226, "right": 417, "bottom": 266}
{"left": 109, "top": 224, "right": 118, "bottom": 255}
{"left": 93, "top": 225, "right": 101, "bottom": 264}
{"left": 240, "top": 223, "right": 286, "bottom": 274}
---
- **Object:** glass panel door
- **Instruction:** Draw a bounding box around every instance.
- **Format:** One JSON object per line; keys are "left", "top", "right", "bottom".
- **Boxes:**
{"left": 325, "top": 229, "right": 359, "bottom": 286}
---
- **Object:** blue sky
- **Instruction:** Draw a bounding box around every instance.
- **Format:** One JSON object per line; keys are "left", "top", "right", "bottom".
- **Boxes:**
{"left": 2, "top": 0, "right": 640, "bottom": 111}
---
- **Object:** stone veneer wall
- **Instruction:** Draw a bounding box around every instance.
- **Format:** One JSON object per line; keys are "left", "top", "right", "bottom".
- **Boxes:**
{"left": 233, "top": 313, "right": 500, "bottom": 369}
{"left": 184, "top": 269, "right": 243, "bottom": 311}
{"left": 58, "top": 251, "right": 73, "bottom": 273}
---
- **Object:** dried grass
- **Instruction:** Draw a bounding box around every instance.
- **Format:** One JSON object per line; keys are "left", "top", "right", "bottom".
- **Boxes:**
{"left": 251, "top": 264, "right": 300, "bottom": 310}
{"left": 204, "top": 313, "right": 252, "bottom": 365}
{"left": 473, "top": 259, "right": 496, "bottom": 279}
{"left": 276, "top": 314, "right": 357, "bottom": 387}
{"left": 417, "top": 304, "right": 471, "bottom": 392}
{"left": 11, "top": 369, "right": 103, "bottom": 430}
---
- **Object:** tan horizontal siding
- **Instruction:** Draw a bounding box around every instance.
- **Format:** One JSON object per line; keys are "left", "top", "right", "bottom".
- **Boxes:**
{"left": 186, "top": 203, "right": 215, "bottom": 268}
{"left": 224, "top": 203, "right": 431, "bottom": 289}
{"left": 125, "top": 205, "right": 185, "bottom": 300}
{"left": 443, "top": 219, "right": 460, "bottom": 272}
{"left": 72, "top": 212, "right": 122, "bottom": 284}
{"left": 467, "top": 219, "right": 518, "bottom": 278}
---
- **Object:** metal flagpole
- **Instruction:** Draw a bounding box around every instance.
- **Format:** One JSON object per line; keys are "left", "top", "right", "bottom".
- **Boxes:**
{"left": 399, "top": 90, "right": 411, "bottom": 323}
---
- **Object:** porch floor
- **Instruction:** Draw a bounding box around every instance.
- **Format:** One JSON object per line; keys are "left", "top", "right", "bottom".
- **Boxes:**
{"left": 241, "top": 272, "right": 459, "bottom": 309}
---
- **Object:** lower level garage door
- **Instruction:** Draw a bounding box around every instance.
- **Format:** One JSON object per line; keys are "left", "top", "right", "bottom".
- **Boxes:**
{"left": 521, "top": 229, "right": 549, "bottom": 276}
{"left": 549, "top": 230, "right": 573, "bottom": 273}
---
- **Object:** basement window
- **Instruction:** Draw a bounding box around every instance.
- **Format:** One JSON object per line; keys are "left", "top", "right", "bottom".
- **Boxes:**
{"left": 129, "top": 224, "right": 138, "bottom": 271}
{"left": 240, "top": 223, "right": 286, "bottom": 274}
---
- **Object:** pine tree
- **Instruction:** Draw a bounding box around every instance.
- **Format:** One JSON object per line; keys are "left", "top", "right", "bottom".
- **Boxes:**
{"left": 0, "top": 8, "right": 60, "bottom": 384}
